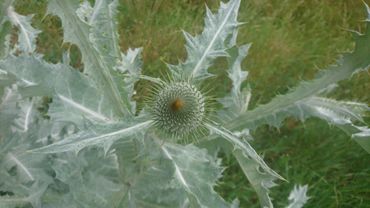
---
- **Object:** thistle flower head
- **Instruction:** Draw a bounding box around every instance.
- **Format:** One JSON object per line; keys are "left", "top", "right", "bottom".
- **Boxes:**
{"left": 150, "top": 82, "right": 205, "bottom": 137}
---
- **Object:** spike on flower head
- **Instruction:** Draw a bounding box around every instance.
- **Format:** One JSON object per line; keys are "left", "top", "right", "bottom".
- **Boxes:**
{"left": 150, "top": 82, "right": 206, "bottom": 138}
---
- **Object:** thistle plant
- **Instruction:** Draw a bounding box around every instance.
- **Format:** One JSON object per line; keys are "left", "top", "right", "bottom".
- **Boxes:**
{"left": 0, "top": 0, "right": 369, "bottom": 208}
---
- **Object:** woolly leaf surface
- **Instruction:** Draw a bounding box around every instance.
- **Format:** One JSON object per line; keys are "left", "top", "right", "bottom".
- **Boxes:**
{"left": 229, "top": 13, "right": 370, "bottom": 130}
{"left": 169, "top": 0, "right": 241, "bottom": 80}
{"left": 115, "top": 138, "right": 188, "bottom": 207}
{"left": 160, "top": 142, "right": 231, "bottom": 208}
{"left": 7, "top": 6, "right": 40, "bottom": 53}
{"left": 206, "top": 123, "right": 284, "bottom": 208}
{"left": 0, "top": 55, "right": 116, "bottom": 125}
{"left": 286, "top": 185, "right": 310, "bottom": 208}
{"left": 0, "top": 112, "right": 52, "bottom": 208}
{"left": 218, "top": 44, "right": 251, "bottom": 121}
{"left": 45, "top": 149, "right": 121, "bottom": 208}
{"left": 0, "top": 21, "right": 11, "bottom": 58}
{"left": 115, "top": 47, "right": 143, "bottom": 113}
{"left": 47, "top": 0, "right": 129, "bottom": 117}
{"left": 31, "top": 120, "right": 153, "bottom": 154}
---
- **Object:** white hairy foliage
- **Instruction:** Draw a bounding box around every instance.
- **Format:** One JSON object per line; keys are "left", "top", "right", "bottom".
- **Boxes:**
{"left": 6, "top": 6, "right": 40, "bottom": 53}
{"left": 286, "top": 185, "right": 310, "bottom": 208}
{"left": 0, "top": 0, "right": 369, "bottom": 208}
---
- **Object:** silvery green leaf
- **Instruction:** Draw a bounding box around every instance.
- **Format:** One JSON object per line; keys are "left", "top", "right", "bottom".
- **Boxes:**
{"left": 1, "top": 150, "right": 50, "bottom": 185}
{"left": 0, "top": 55, "right": 116, "bottom": 125}
{"left": 0, "top": 69, "right": 15, "bottom": 98}
{"left": 83, "top": 0, "right": 141, "bottom": 114}
{"left": 0, "top": 55, "right": 59, "bottom": 96}
{"left": 116, "top": 48, "right": 143, "bottom": 75}
{"left": 224, "top": 11, "right": 370, "bottom": 153}
{"left": 296, "top": 97, "right": 370, "bottom": 153}
{"left": 0, "top": 0, "right": 13, "bottom": 56}
{"left": 116, "top": 48, "right": 143, "bottom": 112}
{"left": 229, "top": 10, "right": 370, "bottom": 130}
{"left": 0, "top": 128, "right": 52, "bottom": 208}
{"left": 116, "top": 136, "right": 234, "bottom": 208}
{"left": 12, "top": 98, "right": 35, "bottom": 133}
{"left": 0, "top": 117, "right": 62, "bottom": 208}
{"left": 228, "top": 45, "right": 250, "bottom": 98}
{"left": 233, "top": 150, "right": 277, "bottom": 208}
{"left": 0, "top": 86, "right": 20, "bottom": 136}
{"left": 170, "top": 0, "right": 241, "bottom": 80}
{"left": 49, "top": 67, "right": 116, "bottom": 125}
{"left": 76, "top": 0, "right": 93, "bottom": 23}
{"left": 115, "top": 138, "right": 188, "bottom": 207}
{"left": 47, "top": 0, "right": 130, "bottom": 117}
{"left": 352, "top": 126, "right": 370, "bottom": 153}
{"left": 206, "top": 123, "right": 284, "bottom": 208}
{"left": 49, "top": 92, "right": 114, "bottom": 125}
{"left": 0, "top": 111, "right": 52, "bottom": 182}
{"left": 160, "top": 142, "right": 231, "bottom": 208}
{"left": 286, "top": 185, "right": 310, "bottom": 208}
{"left": 7, "top": 6, "right": 40, "bottom": 53}
{"left": 31, "top": 120, "right": 153, "bottom": 154}
{"left": 47, "top": 149, "right": 121, "bottom": 208}
{"left": 88, "top": 0, "right": 121, "bottom": 68}
{"left": 298, "top": 97, "right": 369, "bottom": 122}
{"left": 0, "top": 181, "right": 48, "bottom": 208}
{"left": 0, "top": 21, "right": 11, "bottom": 58}
{"left": 218, "top": 44, "right": 251, "bottom": 121}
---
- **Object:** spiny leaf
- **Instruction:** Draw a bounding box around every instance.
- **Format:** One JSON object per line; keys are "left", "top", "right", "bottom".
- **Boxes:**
{"left": 47, "top": 0, "right": 130, "bottom": 117}
{"left": 295, "top": 97, "right": 370, "bottom": 153}
{"left": 30, "top": 120, "right": 153, "bottom": 154}
{"left": 0, "top": 55, "right": 116, "bottom": 125}
{"left": 88, "top": 0, "right": 121, "bottom": 67}
{"left": 2, "top": 151, "right": 50, "bottom": 185}
{"left": 169, "top": 0, "right": 242, "bottom": 80}
{"left": 160, "top": 142, "right": 231, "bottom": 208}
{"left": 7, "top": 6, "right": 40, "bottom": 53}
{"left": 76, "top": 0, "right": 93, "bottom": 23}
{"left": 48, "top": 149, "right": 121, "bottom": 208}
{"left": 218, "top": 44, "right": 252, "bottom": 121}
{"left": 115, "top": 138, "right": 188, "bottom": 207}
{"left": 48, "top": 66, "right": 116, "bottom": 125}
{"left": 0, "top": 86, "right": 20, "bottom": 136}
{"left": 0, "top": 21, "right": 11, "bottom": 58}
{"left": 0, "top": 117, "right": 52, "bottom": 185}
{"left": 0, "top": 69, "right": 15, "bottom": 98}
{"left": 117, "top": 48, "right": 143, "bottom": 75}
{"left": 0, "top": 182, "right": 48, "bottom": 208}
{"left": 229, "top": 9, "right": 370, "bottom": 130}
{"left": 0, "top": 0, "right": 14, "bottom": 87}
{"left": 223, "top": 10, "right": 370, "bottom": 153}
{"left": 12, "top": 98, "right": 35, "bottom": 133}
{"left": 115, "top": 47, "right": 143, "bottom": 112}
{"left": 76, "top": 0, "right": 140, "bottom": 115}
{"left": 352, "top": 126, "right": 370, "bottom": 153}
{"left": 0, "top": 128, "right": 51, "bottom": 208}
{"left": 286, "top": 185, "right": 310, "bottom": 208}
{"left": 228, "top": 45, "right": 250, "bottom": 98}
{"left": 206, "top": 123, "right": 284, "bottom": 208}
{"left": 233, "top": 150, "right": 277, "bottom": 208}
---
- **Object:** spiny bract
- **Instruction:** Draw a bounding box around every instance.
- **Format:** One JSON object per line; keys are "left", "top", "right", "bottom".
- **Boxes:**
{"left": 151, "top": 82, "right": 205, "bottom": 137}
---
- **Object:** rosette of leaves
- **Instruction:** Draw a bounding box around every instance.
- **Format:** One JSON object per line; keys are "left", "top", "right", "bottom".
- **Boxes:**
{"left": 0, "top": 0, "right": 369, "bottom": 207}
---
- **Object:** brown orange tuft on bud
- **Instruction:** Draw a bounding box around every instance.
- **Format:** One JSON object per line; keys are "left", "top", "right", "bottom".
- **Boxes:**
{"left": 171, "top": 98, "right": 184, "bottom": 112}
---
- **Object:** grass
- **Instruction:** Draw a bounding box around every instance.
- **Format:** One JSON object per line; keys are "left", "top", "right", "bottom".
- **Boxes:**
{"left": 13, "top": 0, "right": 370, "bottom": 207}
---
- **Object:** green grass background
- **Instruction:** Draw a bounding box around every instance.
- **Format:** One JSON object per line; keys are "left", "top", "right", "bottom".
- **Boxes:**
{"left": 14, "top": 0, "right": 370, "bottom": 207}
